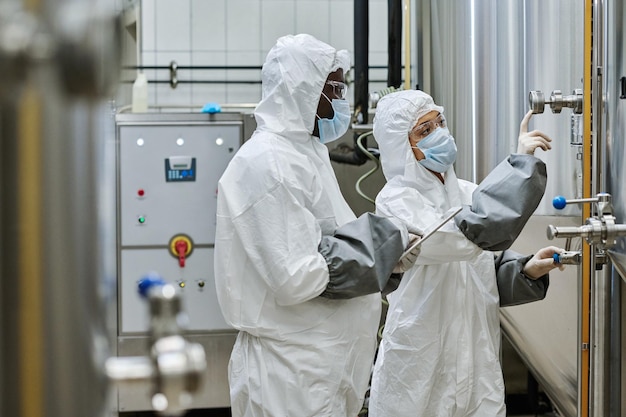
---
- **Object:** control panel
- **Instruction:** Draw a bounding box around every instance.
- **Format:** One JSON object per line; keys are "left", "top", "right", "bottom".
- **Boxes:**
{"left": 117, "top": 119, "right": 241, "bottom": 334}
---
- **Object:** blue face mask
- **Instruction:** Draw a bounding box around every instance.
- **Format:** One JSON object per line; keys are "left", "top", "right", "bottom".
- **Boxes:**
{"left": 316, "top": 93, "right": 351, "bottom": 144}
{"left": 413, "top": 127, "right": 457, "bottom": 173}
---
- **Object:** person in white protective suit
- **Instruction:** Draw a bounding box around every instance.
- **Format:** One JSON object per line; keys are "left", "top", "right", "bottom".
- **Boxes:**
{"left": 214, "top": 34, "right": 422, "bottom": 417}
{"left": 367, "top": 89, "right": 566, "bottom": 417}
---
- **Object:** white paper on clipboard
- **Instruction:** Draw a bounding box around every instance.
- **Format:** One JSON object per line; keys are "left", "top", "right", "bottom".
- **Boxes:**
{"left": 400, "top": 206, "right": 462, "bottom": 258}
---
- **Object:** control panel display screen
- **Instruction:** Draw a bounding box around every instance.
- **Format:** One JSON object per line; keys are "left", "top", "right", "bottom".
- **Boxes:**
{"left": 165, "top": 156, "right": 196, "bottom": 182}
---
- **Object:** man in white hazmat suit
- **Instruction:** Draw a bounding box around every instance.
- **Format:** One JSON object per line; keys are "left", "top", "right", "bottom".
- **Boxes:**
{"left": 214, "top": 34, "right": 420, "bottom": 417}
{"left": 368, "top": 89, "right": 565, "bottom": 417}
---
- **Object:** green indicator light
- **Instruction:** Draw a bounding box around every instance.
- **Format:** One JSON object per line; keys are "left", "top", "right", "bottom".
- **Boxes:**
{"left": 138, "top": 216, "right": 146, "bottom": 224}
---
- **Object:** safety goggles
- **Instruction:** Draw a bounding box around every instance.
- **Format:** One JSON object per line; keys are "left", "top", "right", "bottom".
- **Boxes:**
{"left": 410, "top": 114, "right": 446, "bottom": 141}
{"left": 325, "top": 80, "right": 348, "bottom": 100}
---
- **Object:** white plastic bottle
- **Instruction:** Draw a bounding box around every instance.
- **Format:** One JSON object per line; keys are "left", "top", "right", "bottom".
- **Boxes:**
{"left": 132, "top": 72, "right": 148, "bottom": 112}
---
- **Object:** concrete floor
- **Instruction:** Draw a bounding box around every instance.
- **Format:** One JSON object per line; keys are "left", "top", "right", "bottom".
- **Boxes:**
{"left": 118, "top": 338, "right": 560, "bottom": 417}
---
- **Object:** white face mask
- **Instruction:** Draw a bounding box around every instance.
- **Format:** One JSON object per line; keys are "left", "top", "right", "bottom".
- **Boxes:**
{"left": 412, "top": 127, "right": 457, "bottom": 173}
{"left": 316, "top": 93, "right": 351, "bottom": 144}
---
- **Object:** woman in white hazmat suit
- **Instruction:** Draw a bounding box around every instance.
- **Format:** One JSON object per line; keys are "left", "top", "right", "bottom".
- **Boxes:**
{"left": 368, "top": 89, "right": 565, "bottom": 416}
{"left": 214, "top": 34, "right": 419, "bottom": 417}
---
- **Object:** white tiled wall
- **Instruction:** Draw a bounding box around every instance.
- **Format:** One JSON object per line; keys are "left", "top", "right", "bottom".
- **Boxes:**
{"left": 135, "top": 0, "right": 391, "bottom": 110}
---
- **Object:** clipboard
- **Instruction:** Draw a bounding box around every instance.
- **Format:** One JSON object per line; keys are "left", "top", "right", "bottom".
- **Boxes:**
{"left": 401, "top": 206, "right": 462, "bottom": 258}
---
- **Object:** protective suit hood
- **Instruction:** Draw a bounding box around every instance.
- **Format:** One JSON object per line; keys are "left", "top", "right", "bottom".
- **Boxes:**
{"left": 373, "top": 89, "right": 444, "bottom": 181}
{"left": 254, "top": 34, "right": 350, "bottom": 137}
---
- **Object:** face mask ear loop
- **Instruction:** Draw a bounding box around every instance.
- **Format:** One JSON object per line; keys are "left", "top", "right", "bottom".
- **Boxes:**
{"left": 410, "top": 145, "right": 425, "bottom": 161}
{"left": 316, "top": 92, "right": 333, "bottom": 121}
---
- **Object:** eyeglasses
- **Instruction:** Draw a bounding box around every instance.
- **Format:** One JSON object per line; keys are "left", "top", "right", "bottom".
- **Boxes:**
{"left": 325, "top": 80, "right": 348, "bottom": 100}
{"left": 410, "top": 114, "right": 446, "bottom": 141}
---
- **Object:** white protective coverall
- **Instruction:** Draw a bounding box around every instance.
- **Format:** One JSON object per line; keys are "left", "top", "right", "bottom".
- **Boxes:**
{"left": 215, "top": 34, "right": 399, "bottom": 417}
{"left": 369, "top": 90, "right": 507, "bottom": 417}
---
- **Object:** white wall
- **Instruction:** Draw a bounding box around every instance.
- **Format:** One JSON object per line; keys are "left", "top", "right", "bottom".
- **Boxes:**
{"left": 133, "top": 0, "right": 391, "bottom": 110}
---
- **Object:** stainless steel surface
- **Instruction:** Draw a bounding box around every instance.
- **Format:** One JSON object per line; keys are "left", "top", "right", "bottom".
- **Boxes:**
{"left": 53, "top": 1, "right": 121, "bottom": 98}
{"left": 351, "top": 123, "right": 374, "bottom": 134}
{"left": 0, "top": 1, "right": 120, "bottom": 416}
{"left": 528, "top": 89, "right": 583, "bottom": 114}
{"left": 547, "top": 218, "right": 626, "bottom": 248}
{"left": 0, "top": 1, "right": 119, "bottom": 99}
{"left": 529, "top": 90, "right": 546, "bottom": 114}
{"left": 593, "top": 0, "right": 605, "bottom": 197}
{"left": 522, "top": 1, "right": 584, "bottom": 218}
{"left": 559, "top": 251, "right": 582, "bottom": 265}
{"left": 548, "top": 224, "right": 594, "bottom": 241}
{"left": 368, "top": 86, "right": 402, "bottom": 109}
{"left": 605, "top": 0, "right": 626, "bottom": 412}
{"left": 522, "top": 3, "right": 619, "bottom": 414}
{"left": 117, "top": 333, "right": 236, "bottom": 411}
{"left": 607, "top": 250, "right": 626, "bottom": 284}
{"left": 115, "top": 111, "right": 249, "bottom": 124}
{"left": 0, "top": 5, "right": 41, "bottom": 96}
{"left": 571, "top": 113, "right": 584, "bottom": 147}
{"left": 591, "top": 266, "right": 611, "bottom": 415}
{"left": 417, "top": 0, "right": 504, "bottom": 183}
{"left": 108, "top": 282, "right": 207, "bottom": 416}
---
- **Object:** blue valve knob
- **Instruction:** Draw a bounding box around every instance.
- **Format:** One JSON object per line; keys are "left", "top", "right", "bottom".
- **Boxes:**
{"left": 138, "top": 273, "right": 166, "bottom": 298}
{"left": 553, "top": 196, "right": 567, "bottom": 210}
{"left": 553, "top": 253, "right": 561, "bottom": 264}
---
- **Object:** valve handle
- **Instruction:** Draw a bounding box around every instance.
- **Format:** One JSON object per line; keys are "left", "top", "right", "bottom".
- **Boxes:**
{"left": 553, "top": 196, "right": 567, "bottom": 210}
{"left": 552, "top": 194, "right": 607, "bottom": 210}
{"left": 138, "top": 273, "right": 166, "bottom": 298}
{"left": 175, "top": 239, "right": 188, "bottom": 268}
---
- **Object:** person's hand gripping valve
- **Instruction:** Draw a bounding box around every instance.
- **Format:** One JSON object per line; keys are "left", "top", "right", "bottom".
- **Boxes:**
{"left": 517, "top": 110, "right": 553, "bottom": 155}
{"left": 393, "top": 233, "right": 422, "bottom": 273}
{"left": 523, "top": 246, "right": 566, "bottom": 279}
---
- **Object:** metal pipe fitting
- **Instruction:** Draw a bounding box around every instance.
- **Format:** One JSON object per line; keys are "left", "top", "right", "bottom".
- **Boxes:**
{"left": 528, "top": 89, "right": 583, "bottom": 114}
{"left": 105, "top": 281, "right": 206, "bottom": 417}
{"left": 555, "top": 250, "right": 582, "bottom": 265}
